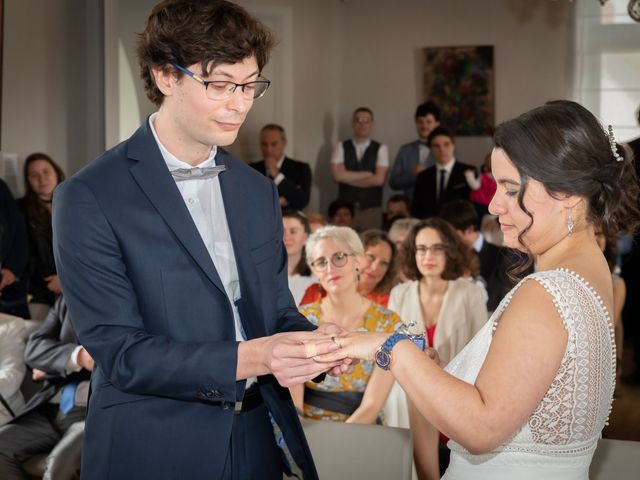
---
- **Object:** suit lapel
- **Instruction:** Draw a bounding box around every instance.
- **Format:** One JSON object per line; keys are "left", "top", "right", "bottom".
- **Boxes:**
{"left": 127, "top": 121, "right": 226, "bottom": 295}
{"left": 280, "top": 157, "right": 292, "bottom": 176}
{"left": 217, "top": 150, "right": 264, "bottom": 338}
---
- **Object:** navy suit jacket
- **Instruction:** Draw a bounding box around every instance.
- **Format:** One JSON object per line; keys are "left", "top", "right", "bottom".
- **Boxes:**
{"left": 410, "top": 160, "right": 476, "bottom": 219}
{"left": 250, "top": 157, "right": 312, "bottom": 210}
{"left": 52, "top": 120, "right": 319, "bottom": 479}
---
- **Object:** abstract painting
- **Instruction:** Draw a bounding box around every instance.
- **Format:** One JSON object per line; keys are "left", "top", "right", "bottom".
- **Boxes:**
{"left": 423, "top": 46, "right": 494, "bottom": 136}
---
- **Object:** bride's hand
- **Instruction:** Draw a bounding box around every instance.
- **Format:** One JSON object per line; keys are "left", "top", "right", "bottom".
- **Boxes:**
{"left": 312, "top": 332, "right": 391, "bottom": 362}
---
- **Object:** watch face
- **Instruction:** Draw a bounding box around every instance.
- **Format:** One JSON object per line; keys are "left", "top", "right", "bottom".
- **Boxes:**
{"left": 375, "top": 349, "right": 391, "bottom": 370}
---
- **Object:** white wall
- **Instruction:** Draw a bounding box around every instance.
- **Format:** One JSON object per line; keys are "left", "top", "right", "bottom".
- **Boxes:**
{"left": 335, "top": 0, "right": 574, "bottom": 212}
{"left": 1, "top": 0, "right": 103, "bottom": 195}
{"left": 2, "top": 0, "right": 575, "bottom": 208}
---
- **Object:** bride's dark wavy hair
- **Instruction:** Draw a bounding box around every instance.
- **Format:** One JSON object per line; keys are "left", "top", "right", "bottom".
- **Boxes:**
{"left": 494, "top": 100, "right": 640, "bottom": 278}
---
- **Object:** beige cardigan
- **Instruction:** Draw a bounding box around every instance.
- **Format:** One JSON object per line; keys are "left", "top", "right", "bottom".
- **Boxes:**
{"left": 388, "top": 278, "right": 488, "bottom": 365}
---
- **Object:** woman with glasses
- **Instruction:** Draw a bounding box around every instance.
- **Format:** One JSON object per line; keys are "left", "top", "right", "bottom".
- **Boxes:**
{"left": 282, "top": 210, "right": 315, "bottom": 305}
{"left": 385, "top": 217, "right": 487, "bottom": 479}
{"left": 18, "top": 153, "right": 66, "bottom": 320}
{"left": 299, "top": 229, "right": 397, "bottom": 308}
{"left": 291, "top": 226, "right": 400, "bottom": 423}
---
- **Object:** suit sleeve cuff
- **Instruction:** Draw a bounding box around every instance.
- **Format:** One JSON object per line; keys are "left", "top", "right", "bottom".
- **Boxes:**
{"left": 66, "top": 345, "right": 84, "bottom": 374}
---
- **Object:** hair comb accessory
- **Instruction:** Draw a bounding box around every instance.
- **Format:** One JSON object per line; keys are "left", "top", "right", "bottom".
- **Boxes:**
{"left": 607, "top": 125, "right": 624, "bottom": 162}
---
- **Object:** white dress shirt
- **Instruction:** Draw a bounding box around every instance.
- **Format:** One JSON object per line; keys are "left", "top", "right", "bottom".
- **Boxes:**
{"left": 436, "top": 157, "right": 457, "bottom": 194}
{"left": 148, "top": 113, "right": 245, "bottom": 345}
{"left": 273, "top": 154, "right": 286, "bottom": 186}
{"left": 418, "top": 141, "right": 430, "bottom": 165}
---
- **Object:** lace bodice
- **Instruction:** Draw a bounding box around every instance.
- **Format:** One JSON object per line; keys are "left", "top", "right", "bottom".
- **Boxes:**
{"left": 443, "top": 269, "right": 615, "bottom": 479}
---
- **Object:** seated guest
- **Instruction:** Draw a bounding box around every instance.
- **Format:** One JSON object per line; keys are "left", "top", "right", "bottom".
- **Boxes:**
{"left": 439, "top": 199, "right": 528, "bottom": 311}
{"left": 292, "top": 226, "right": 399, "bottom": 423}
{"left": 250, "top": 124, "right": 312, "bottom": 210}
{"left": 18, "top": 153, "right": 66, "bottom": 320}
{"left": 0, "top": 179, "right": 29, "bottom": 319}
{"left": 306, "top": 212, "right": 327, "bottom": 233}
{"left": 328, "top": 198, "right": 355, "bottom": 228}
{"left": 389, "top": 101, "right": 440, "bottom": 200}
{"left": 388, "top": 217, "right": 421, "bottom": 283}
{"left": 388, "top": 217, "right": 420, "bottom": 252}
{"left": 382, "top": 194, "right": 410, "bottom": 231}
{"left": 358, "top": 230, "right": 397, "bottom": 307}
{"left": 299, "top": 230, "right": 396, "bottom": 307}
{"left": 0, "top": 294, "right": 92, "bottom": 480}
{"left": 0, "top": 315, "right": 26, "bottom": 426}
{"left": 283, "top": 210, "right": 315, "bottom": 305}
{"left": 410, "top": 127, "right": 476, "bottom": 219}
{"left": 385, "top": 218, "right": 487, "bottom": 480}
{"left": 330, "top": 107, "right": 389, "bottom": 231}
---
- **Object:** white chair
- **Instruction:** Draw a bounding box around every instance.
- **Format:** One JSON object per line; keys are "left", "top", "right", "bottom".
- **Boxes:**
{"left": 302, "top": 420, "right": 413, "bottom": 480}
{"left": 590, "top": 438, "right": 640, "bottom": 480}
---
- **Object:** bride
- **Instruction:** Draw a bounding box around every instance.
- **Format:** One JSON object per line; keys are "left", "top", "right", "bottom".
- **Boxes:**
{"left": 313, "top": 100, "right": 639, "bottom": 479}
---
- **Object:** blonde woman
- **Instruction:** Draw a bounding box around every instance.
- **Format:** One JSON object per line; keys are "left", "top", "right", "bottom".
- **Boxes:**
{"left": 293, "top": 226, "right": 400, "bottom": 423}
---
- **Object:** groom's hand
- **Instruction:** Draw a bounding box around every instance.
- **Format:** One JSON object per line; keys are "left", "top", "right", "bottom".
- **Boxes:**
{"left": 264, "top": 331, "right": 341, "bottom": 387}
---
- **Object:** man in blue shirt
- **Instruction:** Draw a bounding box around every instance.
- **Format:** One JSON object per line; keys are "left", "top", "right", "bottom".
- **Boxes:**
{"left": 389, "top": 101, "right": 441, "bottom": 200}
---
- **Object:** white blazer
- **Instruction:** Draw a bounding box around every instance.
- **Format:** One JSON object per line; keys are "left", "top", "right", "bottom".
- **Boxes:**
{"left": 389, "top": 278, "right": 488, "bottom": 364}
{"left": 383, "top": 278, "right": 488, "bottom": 428}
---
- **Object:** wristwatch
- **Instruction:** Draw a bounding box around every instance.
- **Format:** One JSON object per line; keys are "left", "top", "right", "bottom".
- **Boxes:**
{"left": 375, "top": 333, "right": 410, "bottom": 371}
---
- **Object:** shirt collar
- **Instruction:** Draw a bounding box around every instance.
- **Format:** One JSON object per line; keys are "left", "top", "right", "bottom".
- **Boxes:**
{"left": 148, "top": 112, "right": 218, "bottom": 170}
{"left": 277, "top": 155, "right": 285, "bottom": 169}
{"left": 436, "top": 157, "right": 456, "bottom": 173}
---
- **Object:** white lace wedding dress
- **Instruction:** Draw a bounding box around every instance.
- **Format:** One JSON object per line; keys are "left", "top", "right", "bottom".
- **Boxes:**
{"left": 442, "top": 269, "right": 616, "bottom": 480}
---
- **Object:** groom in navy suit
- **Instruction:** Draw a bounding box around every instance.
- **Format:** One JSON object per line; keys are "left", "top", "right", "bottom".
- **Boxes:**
{"left": 52, "top": 1, "right": 345, "bottom": 479}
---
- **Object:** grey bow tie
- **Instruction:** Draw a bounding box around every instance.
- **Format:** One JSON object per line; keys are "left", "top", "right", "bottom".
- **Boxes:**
{"left": 170, "top": 165, "right": 227, "bottom": 181}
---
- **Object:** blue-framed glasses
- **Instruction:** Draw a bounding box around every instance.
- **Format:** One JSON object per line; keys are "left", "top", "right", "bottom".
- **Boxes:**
{"left": 170, "top": 62, "right": 271, "bottom": 101}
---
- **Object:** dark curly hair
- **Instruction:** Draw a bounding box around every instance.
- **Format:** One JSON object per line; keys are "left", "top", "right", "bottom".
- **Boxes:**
{"left": 360, "top": 229, "right": 397, "bottom": 294}
{"left": 494, "top": 100, "right": 640, "bottom": 276}
{"left": 137, "top": 0, "right": 274, "bottom": 106}
{"left": 401, "top": 218, "right": 473, "bottom": 281}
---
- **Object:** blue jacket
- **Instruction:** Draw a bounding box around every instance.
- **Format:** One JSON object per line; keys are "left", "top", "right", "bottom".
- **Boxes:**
{"left": 53, "top": 120, "right": 318, "bottom": 479}
{"left": 389, "top": 140, "right": 435, "bottom": 199}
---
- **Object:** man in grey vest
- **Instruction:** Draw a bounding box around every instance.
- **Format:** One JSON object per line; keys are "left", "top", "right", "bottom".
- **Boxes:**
{"left": 330, "top": 107, "right": 389, "bottom": 230}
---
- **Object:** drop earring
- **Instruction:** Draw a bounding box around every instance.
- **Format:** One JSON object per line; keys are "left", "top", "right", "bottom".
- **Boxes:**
{"left": 355, "top": 268, "right": 361, "bottom": 282}
{"left": 566, "top": 210, "right": 574, "bottom": 235}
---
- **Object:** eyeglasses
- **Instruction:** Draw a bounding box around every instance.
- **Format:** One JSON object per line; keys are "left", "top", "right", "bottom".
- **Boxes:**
{"left": 415, "top": 244, "right": 447, "bottom": 256}
{"left": 354, "top": 117, "right": 372, "bottom": 124}
{"left": 170, "top": 62, "right": 271, "bottom": 101}
{"left": 310, "top": 252, "right": 353, "bottom": 271}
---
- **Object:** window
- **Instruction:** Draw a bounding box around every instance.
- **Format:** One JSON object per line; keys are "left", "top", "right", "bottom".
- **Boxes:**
{"left": 574, "top": 0, "right": 640, "bottom": 141}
